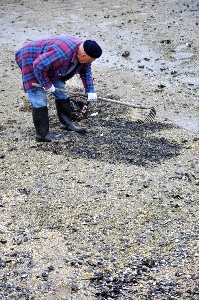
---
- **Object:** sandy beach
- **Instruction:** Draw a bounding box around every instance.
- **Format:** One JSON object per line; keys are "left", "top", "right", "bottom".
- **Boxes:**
{"left": 0, "top": 0, "right": 199, "bottom": 299}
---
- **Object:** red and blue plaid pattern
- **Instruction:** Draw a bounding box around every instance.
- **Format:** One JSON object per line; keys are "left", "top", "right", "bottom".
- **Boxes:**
{"left": 15, "top": 35, "right": 95, "bottom": 93}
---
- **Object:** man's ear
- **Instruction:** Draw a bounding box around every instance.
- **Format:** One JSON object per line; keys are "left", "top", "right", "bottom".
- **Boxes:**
{"left": 78, "top": 43, "right": 85, "bottom": 55}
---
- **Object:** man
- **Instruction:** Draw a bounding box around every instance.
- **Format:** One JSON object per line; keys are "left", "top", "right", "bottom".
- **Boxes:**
{"left": 15, "top": 35, "right": 102, "bottom": 142}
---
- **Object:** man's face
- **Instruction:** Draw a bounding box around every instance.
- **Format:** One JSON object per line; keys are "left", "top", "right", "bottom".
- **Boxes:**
{"left": 77, "top": 53, "right": 96, "bottom": 64}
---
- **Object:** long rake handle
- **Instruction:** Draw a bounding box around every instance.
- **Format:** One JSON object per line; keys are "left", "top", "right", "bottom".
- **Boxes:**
{"left": 32, "top": 83, "right": 153, "bottom": 110}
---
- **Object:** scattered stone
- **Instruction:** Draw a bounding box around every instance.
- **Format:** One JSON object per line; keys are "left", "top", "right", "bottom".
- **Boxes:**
{"left": 160, "top": 39, "right": 171, "bottom": 44}
{"left": 71, "top": 283, "right": 79, "bottom": 292}
{"left": 122, "top": 51, "right": 130, "bottom": 57}
{"left": 0, "top": 238, "right": 7, "bottom": 244}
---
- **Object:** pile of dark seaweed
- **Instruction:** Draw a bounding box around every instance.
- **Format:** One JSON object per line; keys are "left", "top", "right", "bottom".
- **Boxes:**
{"left": 38, "top": 99, "right": 182, "bottom": 167}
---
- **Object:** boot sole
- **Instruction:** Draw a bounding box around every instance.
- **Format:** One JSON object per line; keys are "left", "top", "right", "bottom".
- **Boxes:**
{"left": 60, "top": 125, "right": 87, "bottom": 133}
{"left": 36, "top": 134, "right": 64, "bottom": 142}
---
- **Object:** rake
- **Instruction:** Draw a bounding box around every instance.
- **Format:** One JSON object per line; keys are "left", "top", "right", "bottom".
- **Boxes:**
{"left": 32, "top": 83, "right": 156, "bottom": 123}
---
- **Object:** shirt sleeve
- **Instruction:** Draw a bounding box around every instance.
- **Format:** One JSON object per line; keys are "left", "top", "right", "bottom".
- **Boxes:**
{"left": 33, "top": 47, "right": 63, "bottom": 90}
{"left": 79, "top": 63, "right": 95, "bottom": 94}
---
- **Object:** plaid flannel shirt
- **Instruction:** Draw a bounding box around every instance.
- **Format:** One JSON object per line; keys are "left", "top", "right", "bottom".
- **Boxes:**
{"left": 15, "top": 35, "right": 95, "bottom": 93}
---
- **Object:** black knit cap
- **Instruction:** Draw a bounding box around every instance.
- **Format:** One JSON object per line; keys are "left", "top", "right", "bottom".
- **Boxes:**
{"left": 83, "top": 40, "right": 102, "bottom": 58}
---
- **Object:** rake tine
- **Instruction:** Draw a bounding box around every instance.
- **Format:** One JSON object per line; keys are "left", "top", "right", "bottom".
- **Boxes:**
{"left": 137, "top": 107, "right": 156, "bottom": 124}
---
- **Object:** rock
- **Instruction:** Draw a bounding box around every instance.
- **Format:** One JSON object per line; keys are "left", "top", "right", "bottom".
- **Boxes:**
{"left": 71, "top": 283, "right": 79, "bottom": 292}
{"left": 0, "top": 238, "right": 7, "bottom": 244}
{"left": 122, "top": 51, "right": 130, "bottom": 57}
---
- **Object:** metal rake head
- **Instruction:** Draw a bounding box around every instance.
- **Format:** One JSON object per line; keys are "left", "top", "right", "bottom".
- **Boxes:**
{"left": 137, "top": 107, "right": 156, "bottom": 124}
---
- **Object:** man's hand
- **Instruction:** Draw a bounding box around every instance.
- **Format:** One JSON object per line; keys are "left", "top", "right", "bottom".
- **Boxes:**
{"left": 87, "top": 92, "right": 97, "bottom": 101}
{"left": 45, "top": 84, "right": 55, "bottom": 93}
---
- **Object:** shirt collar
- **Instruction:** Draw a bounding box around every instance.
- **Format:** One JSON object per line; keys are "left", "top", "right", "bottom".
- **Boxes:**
{"left": 71, "top": 43, "right": 81, "bottom": 62}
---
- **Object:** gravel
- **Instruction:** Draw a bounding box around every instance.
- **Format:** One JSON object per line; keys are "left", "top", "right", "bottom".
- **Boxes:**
{"left": 0, "top": 0, "right": 199, "bottom": 299}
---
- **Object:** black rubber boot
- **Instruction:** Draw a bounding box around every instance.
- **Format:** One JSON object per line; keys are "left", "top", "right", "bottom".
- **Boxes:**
{"left": 55, "top": 99, "right": 87, "bottom": 133}
{"left": 32, "top": 106, "right": 63, "bottom": 142}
